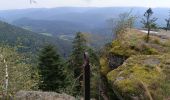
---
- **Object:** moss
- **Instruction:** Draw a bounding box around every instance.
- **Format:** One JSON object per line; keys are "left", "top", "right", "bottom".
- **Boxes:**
{"left": 100, "top": 29, "right": 170, "bottom": 99}
{"left": 116, "top": 79, "right": 140, "bottom": 97}
{"left": 100, "top": 57, "right": 110, "bottom": 75}
{"left": 107, "top": 69, "right": 119, "bottom": 82}
{"left": 106, "top": 55, "right": 170, "bottom": 99}
{"left": 110, "top": 40, "right": 137, "bottom": 57}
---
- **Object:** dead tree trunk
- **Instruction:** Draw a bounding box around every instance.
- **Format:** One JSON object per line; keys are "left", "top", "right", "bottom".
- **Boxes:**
{"left": 0, "top": 54, "right": 8, "bottom": 99}
{"left": 83, "top": 52, "right": 90, "bottom": 100}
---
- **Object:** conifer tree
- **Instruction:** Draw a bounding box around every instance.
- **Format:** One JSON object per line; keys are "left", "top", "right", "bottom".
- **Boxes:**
{"left": 68, "top": 32, "right": 100, "bottom": 98}
{"left": 68, "top": 32, "right": 87, "bottom": 95}
{"left": 141, "top": 8, "right": 157, "bottom": 42}
{"left": 72, "top": 32, "right": 86, "bottom": 76}
{"left": 165, "top": 18, "right": 170, "bottom": 31}
{"left": 38, "top": 44, "right": 66, "bottom": 92}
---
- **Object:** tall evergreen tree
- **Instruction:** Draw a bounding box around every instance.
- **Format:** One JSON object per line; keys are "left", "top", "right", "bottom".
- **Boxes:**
{"left": 69, "top": 32, "right": 87, "bottom": 95}
{"left": 72, "top": 32, "right": 86, "bottom": 77}
{"left": 68, "top": 32, "right": 100, "bottom": 98}
{"left": 38, "top": 44, "right": 66, "bottom": 92}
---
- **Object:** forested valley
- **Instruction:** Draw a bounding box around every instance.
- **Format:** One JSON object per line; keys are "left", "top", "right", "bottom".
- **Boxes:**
{"left": 0, "top": 5, "right": 170, "bottom": 100}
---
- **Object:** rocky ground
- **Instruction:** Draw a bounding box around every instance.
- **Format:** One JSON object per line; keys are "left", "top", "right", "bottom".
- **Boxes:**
{"left": 14, "top": 91, "right": 76, "bottom": 100}
{"left": 100, "top": 29, "right": 170, "bottom": 100}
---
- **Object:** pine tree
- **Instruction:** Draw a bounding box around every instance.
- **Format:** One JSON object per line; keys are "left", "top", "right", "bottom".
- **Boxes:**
{"left": 67, "top": 32, "right": 101, "bottom": 98}
{"left": 72, "top": 32, "right": 86, "bottom": 77}
{"left": 68, "top": 32, "right": 87, "bottom": 95}
{"left": 38, "top": 44, "right": 66, "bottom": 92}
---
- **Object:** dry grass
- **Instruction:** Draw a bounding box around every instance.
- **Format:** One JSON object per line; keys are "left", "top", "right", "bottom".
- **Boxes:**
{"left": 101, "top": 28, "right": 170, "bottom": 99}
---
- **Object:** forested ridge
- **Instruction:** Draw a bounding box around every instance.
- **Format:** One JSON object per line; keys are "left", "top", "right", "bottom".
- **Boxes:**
{"left": 0, "top": 20, "right": 101, "bottom": 99}
{"left": 0, "top": 7, "right": 170, "bottom": 100}
{"left": 0, "top": 20, "right": 72, "bottom": 56}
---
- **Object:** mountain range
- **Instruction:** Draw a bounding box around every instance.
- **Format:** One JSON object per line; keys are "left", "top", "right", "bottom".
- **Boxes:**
{"left": 0, "top": 7, "right": 169, "bottom": 55}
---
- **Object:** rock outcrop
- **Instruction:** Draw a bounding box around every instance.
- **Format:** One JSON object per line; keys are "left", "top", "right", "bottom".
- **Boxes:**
{"left": 14, "top": 91, "right": 75, "bottom": 100}
{"left": 100, "top": 29, "right": 170, "bottom": 100}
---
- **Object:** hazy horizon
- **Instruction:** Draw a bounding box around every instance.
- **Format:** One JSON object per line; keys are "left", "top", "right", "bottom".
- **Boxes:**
{"left": 0, "top": 6, "right": 170, "bottom": 12}
{"left": 0, "top": 0, "right": 170, "bottom": 10}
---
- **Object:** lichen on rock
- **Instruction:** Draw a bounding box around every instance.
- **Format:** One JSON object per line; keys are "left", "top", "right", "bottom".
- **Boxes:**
{"left": 100, "top": 29, "right": 170, "bottom": 100}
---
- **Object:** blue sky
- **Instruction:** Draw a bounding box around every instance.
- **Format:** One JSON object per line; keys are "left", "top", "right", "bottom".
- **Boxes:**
{"left": 0, "top": 0, "right": 170, "bottom": 10}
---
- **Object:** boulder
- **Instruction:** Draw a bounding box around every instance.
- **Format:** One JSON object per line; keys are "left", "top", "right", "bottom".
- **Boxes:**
{"left": 14, "top": 91, "right": 75, "bottom": 100}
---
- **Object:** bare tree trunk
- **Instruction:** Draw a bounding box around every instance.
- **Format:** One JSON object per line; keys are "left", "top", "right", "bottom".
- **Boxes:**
{"left": 146, "top": 14, "right": 150, "bottom": 43}
{"left": 4, "top": 58, "right": 8, "bottom": 96}
{"left": 167, "top": 21, "right": 170, "bottom": 32}
{"left": 0, "top": 54, "right": 9, "bottom": 99}
{"left": 166, "top": 24, "right": 168, "bottom": 31}
{"left": 83, "top": 52, "right": 90, "bottom": 100}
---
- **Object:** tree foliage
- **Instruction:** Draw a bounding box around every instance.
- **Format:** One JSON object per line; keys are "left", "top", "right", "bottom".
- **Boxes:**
{"left": 67, "top": 32, "right": 100, "bottom": 98}
{"left": 141, "top": 8, "right": 157, "bottom": 42}
{"left": 67, "top": 32, "right": 87, "bottom": 96}
{"left": 165, "top": 17, "right": 170, "bottom": 31}
{"left": 165, "top": 10, "right": 170, "bottom": 31}
{"left": 38, "top": 44, "right": 67, "bottom": 92}
{"left": 87, "top": 48, "right": 100, "bottom": 99}
{"left": 0, "top": 45, "right": 38, "bottom": 98}
{"left": 0, "top": 20, "right": 71, "bottom": 57}
{"left": 110, "top": 11, "right": 136, "bottom": 40}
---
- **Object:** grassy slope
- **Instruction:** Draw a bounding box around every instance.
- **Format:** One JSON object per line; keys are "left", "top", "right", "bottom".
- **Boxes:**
{"left": 100, "top": 29, "right": 170, "bottom": 99}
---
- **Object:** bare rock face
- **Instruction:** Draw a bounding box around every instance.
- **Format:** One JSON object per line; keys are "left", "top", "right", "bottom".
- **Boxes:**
{"left": 15, "top": 91, "right": 75, "bottom": 100}
{"left": 108, "top": 54, "right": 128, "bottom": 69}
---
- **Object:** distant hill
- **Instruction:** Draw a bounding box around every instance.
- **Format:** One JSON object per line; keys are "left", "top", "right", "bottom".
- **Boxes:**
{"left": 13, "top": 18, "right": 89, "bottom": 35}
{"left": 0, "top": 7, "right": 169, "bottom": 27}
{"left": 0, "top": 7, "right": 169, "bottom": 54}
{"left": 0, "top": 7, "right": 169, "bottom": 37}
{"left": 0, "top": 20, "right": 71, "bottom": 56}
{"left": 13, "top": 17, "right": 112, "bottom": 36}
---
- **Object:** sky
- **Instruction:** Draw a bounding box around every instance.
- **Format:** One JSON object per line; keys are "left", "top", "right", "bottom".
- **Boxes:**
{"left": 0, "top": 0, "right": 170, "bottom": 10}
